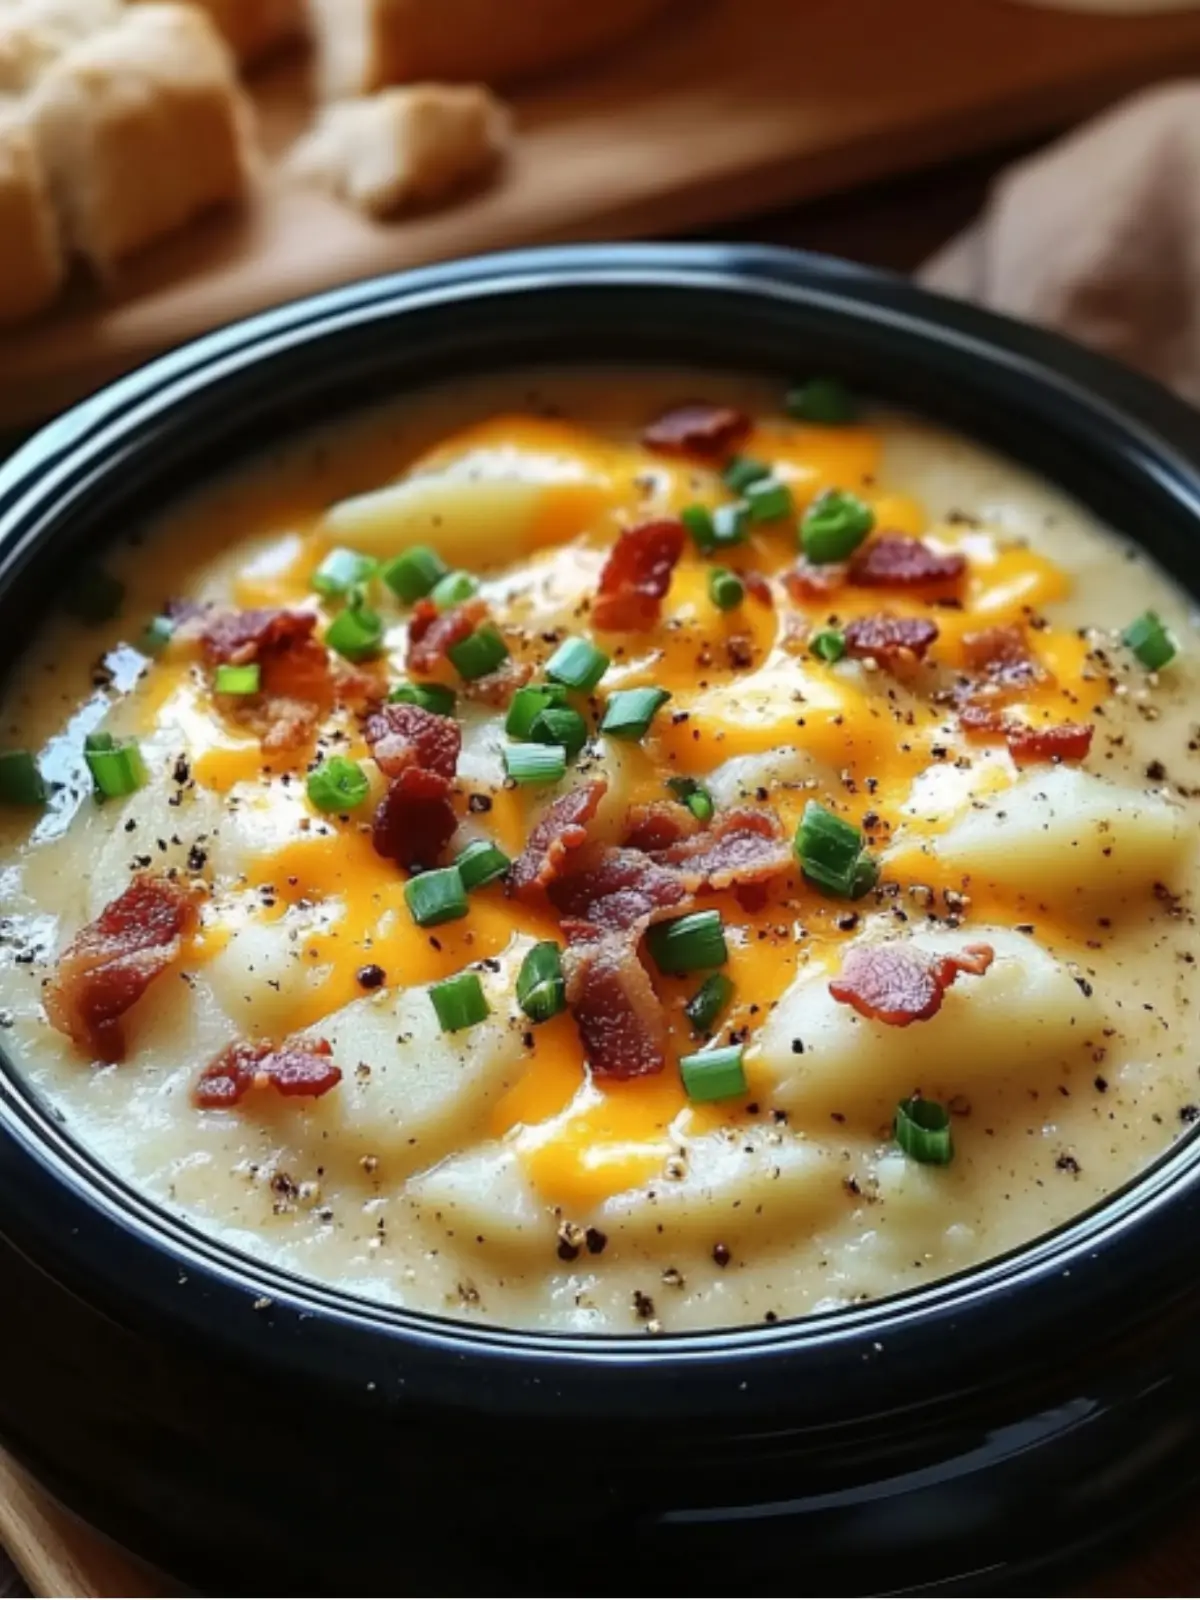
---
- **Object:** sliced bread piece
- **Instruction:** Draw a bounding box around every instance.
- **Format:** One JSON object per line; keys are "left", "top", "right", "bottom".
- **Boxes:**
{"left": 129, "top": 0, "right": 305, "bottom": 67}
{"left": 0, "top": 0, "right": 121, "bottom": 95}
{"left": 0, "top": 104, "right": 63, "bottom": 324}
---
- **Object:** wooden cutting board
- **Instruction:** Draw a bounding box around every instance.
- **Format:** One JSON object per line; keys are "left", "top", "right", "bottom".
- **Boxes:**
{"left": 5, "top": 0, "right": 1200, "bottom": 427}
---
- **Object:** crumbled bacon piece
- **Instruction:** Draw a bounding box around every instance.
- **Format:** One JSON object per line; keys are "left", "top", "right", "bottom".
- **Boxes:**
{"left": 652, "top": 808, "right": 792, "bottom": 891}
{"left": 549, "top": 846, "right": 689, "bottom": 934}
{"left": 958, "top": 703, "right": 1008, "bottom": 741}
{"left": 642, "top": 403, "right": 751, "bottom": 458}
{"left": 593, "top": 519, "right": 686, "bottom": 632}
{"left": 1006, "top": 722, "right": 1094, "bottom": 766}
{"left": 849, "top": 535, "right": 966, "bottom": 589}
{"left": 372, "top": 766, "right": 458, "bottom": 872}
{"left": 783, "top": 560, "right": 846, "bottom": 604}
{"left": 962, "top": 625, "right": 1047, "bottom": 696}
{"left": 830, "top": 941, "right": 994, "bottom": 1027}
{"left": 622, "top": 801, "right": 700, "bottom": 854}
{"left": 406, "top": 598, "right": 488, "bottom": 676}
{"left": 509, "top": 781, "right": 608, "bottom": 898}
{"left": 200, "top": 607, "right": 318, "bottom": 666}
{"left": 843, "top": 613, "right": 939, "bottom": 669}
{"left": 460, "top": 657, "right": 533, "bottom": 707}
{"left": 742, "top": 570, "right": 774, "bottom": 606}
{"left": 202, "top": 608, "right": 334, "bottom": 753}
{"left": 562, "top": 932, "right": 668, "bottom": 1080}
{"left": 44, "top": 875, "right": 200, "bottom": 1062}
{"left": 363, "top": 701, "right": 461, "bottom": 782}
{"left": 194, "top": 1037, "right": 340, "bottom": 1108}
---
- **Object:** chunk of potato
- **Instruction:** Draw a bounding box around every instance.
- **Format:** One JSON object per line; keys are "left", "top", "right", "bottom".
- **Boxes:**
{"left": 706, "top": 745, "right": 833, "bottom": 808}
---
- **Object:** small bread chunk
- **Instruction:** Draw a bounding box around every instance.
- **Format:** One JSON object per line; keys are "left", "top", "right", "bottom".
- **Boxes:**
{"left": 288, "top": 84, "right": 509, "bottom": 218}
{"left": 0, "top": 107, "right": 63, "bottom": 324}
{"left": 305, "top": 0, "right": 677, "bottom": 100}
{"left": 28, "top": 4, "right": 253, "bottom": 274}
{"left": 0, "top": 0, "right": 121, "bottom": 95}
{"left": 129, "top": 0, "right": 304, "bottom": 66}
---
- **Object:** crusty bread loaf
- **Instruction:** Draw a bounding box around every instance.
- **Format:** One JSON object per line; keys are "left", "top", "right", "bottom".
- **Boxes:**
{"left": 29, "top": 3, "right": 253, "bottom": 274}
{"left": 0, "top": 0, "right": 120, "bottom": 95}
{"left": 129, "top": 0, "right": 305, "bottom": 66}
{"left": 288, "top": 83, "right": 509, "bottom": 217}
{"left": 305, "top": 0, "right": 678, "bottom": 100}
{"left": 0, "top": 106, "right": 63, "bottom": 324}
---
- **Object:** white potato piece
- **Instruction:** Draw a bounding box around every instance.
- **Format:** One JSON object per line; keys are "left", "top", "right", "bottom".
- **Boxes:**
{"left": 760, "top": 925, "right": 1097, "bottom": 1120}
{"left": 408, "top": 1143, "right": 555, "bottom": 1252}
{"left": 207, "top": 912, "right": 320, "bottom": 1036}
{"left": 85, "top": 765, "right": 222, "bottom": 919}
{"left": 706, "top": 745, "right": 833, "bottom": 808}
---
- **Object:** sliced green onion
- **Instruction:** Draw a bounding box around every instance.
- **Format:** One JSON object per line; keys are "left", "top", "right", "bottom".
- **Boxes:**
{"left": 0, "top": 750, "right": 45, "bottom": 806}
{"left": 666, "top": 775, "right": 714, "bottom": 823}
{"left": 680, "top": 1044, "right": 747, "bottom": 1103}
{"left": 787, "top": 377, "right": 858, "bottom": 425}
{"left": 455, "top": 838, "right": 511, "bottom": 891}
{"left": 503, "top": 743, "right": 567, "bottom": 785}
{"left": 685, "top": 972, "right": 735, "bottom": 1036}
{"left": 894, "top": 1097, "right": 953, "bottom": 1165}
{"left": 64, "top": 566, "right": 124, "bottom": 624}
{"left": 429, "top": 970, "right": 489, "bottom": 1033}
{"left": 388, "top": 680, "right": 457, "bottom": 715}
{"left": 600, "top": 687, "right": 671, "bottom": 742}
{"left": 1122, "top": 610, "right": 1177, "bottom": 671}
{"left": 795, "top": 800, "right": 877, "bottom": 899}
{"left": 404, "top": 866, "right": 468, "bottom": 928}
{"left": 447, "top": 623, "right": 508, "bottom": 681}
{"left": 505, "top": 683, "right": 569, "bottom": 739}
{"left": 707, "top": 567, "right": 744, "bottom": 611}
{"left": 545, "top": 637, "right": 609, "bottom": 691}
{"left": 325, "top": 601, "right": 383, "bottom": 662}
{"left": 801, "top": 490, "right": 875, "bottom": 564}
{"left": 430, "top": 569, "right": 479, "bottom": 610}
{"left": 85, "top": 735, "right": 147, "bottom": 801}
{"left": 530, "top": 706, "right": 588, "bottom": 759}
{"left": 745, "top": 476, "right": 794, "bottom": 524}
{"left": 681, "top": 504, "right": 716, "bottom": 553}
{"left": 213, "top": 663, "right": 260, "bottom": 695}
{"left": 722, "top": 456, "right": 770, "bottom": 494}
{"left": 307, "top": 755, "right": 370, "bottom": 813}
{"left": 517, "top": 940, "right": 566, "bottom": 1023}
{"left": 810, "top": 627, "right": 846, "bottom": 663}
{"left": 312, "top": 547, "right": 376, "bottom": 599}
{"left": 381, "top": 545, "right": 448, "bottom": 603}
{"left": 138, "top": 615, "right": 175, "bottom": 656}
{"left": 646, "top": 909, "right": 728, "bottom": 975}
{"left": 712, "top": 502, "right": 750, "bottom": 547}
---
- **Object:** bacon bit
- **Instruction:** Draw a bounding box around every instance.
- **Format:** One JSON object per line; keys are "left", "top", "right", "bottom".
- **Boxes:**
{"left": 200, "top": 607, "right": 318, "bottom": 666}
{"left": 962, "top": 624, "right": 1047, "bottom": 695}
{"left": 783, "top": 560, "right": 846, "bottom": 603}
{"left": 849, "top": 535, "right": 966, "bottom": 589}
{"left": 742, "top": 570, "right": 774, "bottom": 606}
{"left": 622, "top": 801, "right": 700, "bottom": 854}
{"left": 202, "top": 608, "right": 335, "bottom": 753}
{"left": 652, "top": 808, "right": 791, "bottom": 891}
{"left": 372, "top": 766, "right": 458, "bottom": 871}
{"left": 44, "top": 875, "right": 200, "bottom": 1063}
{"left": 843, "top": 613, "right": 938, "bottom": 670}
{"left": 460, "top": 656, "right": 533, "bottom": 708}
{"left": 1006, "top": 722, "right": 1094, "bottom": 766}
{"left": 830, "top": 941, "right": 995, "bottom": 1027}
{"left": 363, "top": 702, "right": 461, "bottom": 782}
{"left": 959, "top": 703, "right": 1008, "bottom": 741}
{"left": 593, "top": 519, "right": 686, "bottom": 632}
{"left": 735, "top": 880, "right": 772, "bottom": 913}
{"left": 562, "top": 932, "right": 668, "bottom": 1079}
{"left": 509, "top": 780, "right": 608, "bottom": 898}
{"left": 194, "top": 1037, "right": 340, "bottom": 1108}
{"left": 642, "top": 403, "right": 751, "bottom": 458}
{"left": 406, "top": 597, "right": 488, "bottom": 676}
{"left": 549, "top": 846, "right": 689, "bottom": 934}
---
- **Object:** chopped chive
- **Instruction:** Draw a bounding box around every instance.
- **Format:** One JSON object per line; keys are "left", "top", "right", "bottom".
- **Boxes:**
{"left": 681, "top": 504, "right": 717, "bottom": 553}
{"left": 810, "top": 627, "right": 846, "bottom": 663}
{"left": 325, "top": 601, "right": 383, "bottom": 662}
{"left": 666, "top": 775, "right": 714, "bottom": 823}
{"left": 786, "top": 377, "right": 858, "bottom": 425}
{"left": 505, "top": 683, "right": 569, "bottom": 739}
{"left": 429, "top": 970, "right": 489, "bottom": 1033}
{"left": 0, "top": 750, "right": 45, "bottom": 806}
{"left": 503, "top": 743, "right": 567, "bottom": 785}
{"left": 312, "top": 547, "right": 376, "bottom": 599}
{"left": 307, "top": 755, "right": 370, "bottom": 813}
{"left": 213, "top": 663, "right": 260, "bottom": 695}
{"left": 801, "top": 490, "right": 874, "bottom": 564}
{"left": 794, "top": 800, "right": 877, "bottom": 899}
{"left": 745, "top": 476, "right": 794, "bottom": 524}
{"left": 388, "top": 680, "right": 457, "bottom": 715}
{"left": 404, "top": 866, "right": 468, "bottom": 928}
{"left": 138, "top": 615, "right": 175, "bottom": 656}
{"left": 645, "top": 909, "right": 728, "bottom": 975}
{"left": 85, "top": 736, "right": 147, "bottom": 801}
{"left": 685, "top": 972, "right": 735, "bottom": 1036}
{"left": 600, "top": 687, "right": 671, "bottom": 742}
{"left": 517, "top": 940, "right": 566, "bottom": 1023}
{"left": 712, "top": 502, "right": 750, "bottom": 547}
{"left": 430, "top": 569, "right": 479, "bottom": 610}
{"left": 84, "top": 732, "right": 114, "bottom": 752}
{"left": 545, "top": 637, "right": 609, "bottom": 691}
{"left": 680, "top": 1044, "right": 747, "bottom": 1103}
{"left": 707, "top": 567, "right": 744, "bottom": 611}
{"left": 455, "top": 838, "right": 511, "bottom": 891}
{"left": 894, "top": 1097, "right": 953, "bottom": 1165}
{"left": 381, "top": 545, "right": 448, "bottom": 603}
{"left": 447, "top": 623, "right": 508, "bottom": 682}
{"left": 722, "top": 456, "right": 770, "bottom": 494}
{"left": 529, "top": 706, "right": 588, "bottom": 760}
{"left": 1122, "top": 610, "right": 1177, "bottom": 671}
{"left": 64, "top": 566, "right": 124, "bottom": 625}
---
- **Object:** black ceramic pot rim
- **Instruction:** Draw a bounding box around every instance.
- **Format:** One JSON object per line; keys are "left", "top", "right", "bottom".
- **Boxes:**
{"left": 2, "top": 243, "right": 1200, "bottom": 1426}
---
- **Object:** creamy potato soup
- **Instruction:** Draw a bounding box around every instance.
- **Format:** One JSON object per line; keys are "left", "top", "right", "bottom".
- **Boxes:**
{"left": 0, "top": 369, "right": 1197, "bottom": 1335}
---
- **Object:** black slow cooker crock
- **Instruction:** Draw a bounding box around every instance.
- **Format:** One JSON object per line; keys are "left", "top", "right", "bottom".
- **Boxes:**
{"left": 1, "top": 245, "right": 1200, "bottom": 1597}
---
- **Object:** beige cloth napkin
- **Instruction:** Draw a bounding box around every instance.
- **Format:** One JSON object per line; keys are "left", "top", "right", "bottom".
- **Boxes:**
{"left": 920, "top": 82, "right": 1200, "bottom": 406}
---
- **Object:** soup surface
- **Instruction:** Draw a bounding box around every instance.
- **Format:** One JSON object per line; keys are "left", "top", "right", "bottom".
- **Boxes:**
{"left": 1, "top": 369, "right": 1197, "bottom": 1335}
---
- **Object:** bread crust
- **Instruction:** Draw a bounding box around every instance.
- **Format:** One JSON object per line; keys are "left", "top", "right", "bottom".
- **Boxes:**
{"left": 0, "top": 108, "right": 63, "bottom": 324}
{"left": 0, "top": 0, "right": 121, "bottom": 95}
{"left": 131, "top": 0, "right": 304, "bottom": 66}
